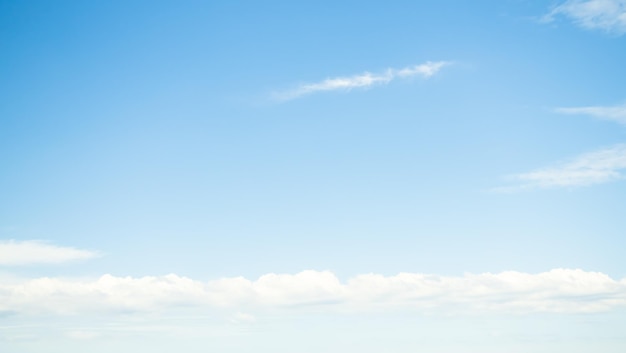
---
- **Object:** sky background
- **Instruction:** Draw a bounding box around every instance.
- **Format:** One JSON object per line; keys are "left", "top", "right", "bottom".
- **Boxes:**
{"left": 1, "top": 1, "right": 626, "bottom": 352}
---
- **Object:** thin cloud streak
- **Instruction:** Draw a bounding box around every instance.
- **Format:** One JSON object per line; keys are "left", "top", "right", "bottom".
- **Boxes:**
{"left": 496, "top": 144, "right": 626, "bottom": 191}
{"left": 0, "top": 240, "right": 99, "bottom": 266}
{"left": 273, "top": 61, "right": 449, "bottom": 101}
{"left": 556, "top": 103, "right": 626, "bottom": 124}
{"left": 545, "top": 0, "right": 626, "bottom": 34}
{"left": 1, "top": 269, "right": 625, "bottom": 316}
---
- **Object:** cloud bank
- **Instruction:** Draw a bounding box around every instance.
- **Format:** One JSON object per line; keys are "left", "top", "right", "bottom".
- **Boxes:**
{"left": 546, "top": 0, "right": 626, "bottom": 34}
{"left": 0, "top": 240, "right": 98, "bottom": 266}
{"left": 273, "top": 61, "right": 449, "bottom": 101}
{"left": 498, "top": 144, "right": 626, "bottom": 190}
{"left": 1, "top": 269, "right": 625, "bottom": 316}
{"left": 556, "top": 103, "right": 626, "bottom": 124}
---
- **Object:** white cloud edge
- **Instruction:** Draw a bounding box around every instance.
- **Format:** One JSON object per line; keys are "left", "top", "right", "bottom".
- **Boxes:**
{"left": 494, "top": 144, "right": 626, "bottom": 191}
{"left": 272, "top": 61, "right": 450, "bottom": 101}
{"left": 544, "top": 0, "right": 626, "bottom": 34}
{"left": 1, "top": 268, "right": 625, "bottom": 316}
{"left": 0, "top": 240, "right": 99, "bottom": 266}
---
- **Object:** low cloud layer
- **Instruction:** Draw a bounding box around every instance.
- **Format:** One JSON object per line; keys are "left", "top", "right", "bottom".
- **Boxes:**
{"left": 0, "top": 240, "right": 98, "bottom": 266}
{"left": 1, "top": 269, "right": 625, "bottom": 316}
{"left": 273, "top": 61, "right": 448, "bottom": 101}
{"left": 497, "top": 144, "right": 626, "bottom": 190}
{"left": 546, "top": 0, "right": 626, "bottom": 34}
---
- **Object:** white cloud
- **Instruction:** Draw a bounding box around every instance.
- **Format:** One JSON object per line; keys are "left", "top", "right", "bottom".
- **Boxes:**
{"left": 273, "top": 61, "right": 449, "bottom": 101}
{"left": 0, "top": 240, "right": 99, "bottom": 266}
{"left": 556, "top": 103, "right": 626, "bottom": 124}
{"left": 546, "top": 0, "right": 626, "bottom": 34}
{"left": 65, "top": 330, "right": 100, "bottom": 340}
{"left": 497, "top": 144, "right": 626, "bottom": 190}
{"left": 229, "top": 312, "right": 256, "bottom": 324}
{"left": 1, "top": 269, "right": 625, "bottom": 316}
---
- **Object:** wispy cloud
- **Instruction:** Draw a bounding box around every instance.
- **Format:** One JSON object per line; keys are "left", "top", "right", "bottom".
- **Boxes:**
{"left": 496, "top": 144, "right": 626, "bottom": 191}
{"left": 556, "top": 103, "right": 626, "bottom": 124}
{"left": 1, "top": 269, "right": 625, "bottom": 316}
{"left": 545, "top": 0, "right": 626, "bottom": 34}
{"left": 0, "top": 240, "right": 98, "bottom": 266}
{"left": 273, "top": 61, "right": 449, "bottom": 101}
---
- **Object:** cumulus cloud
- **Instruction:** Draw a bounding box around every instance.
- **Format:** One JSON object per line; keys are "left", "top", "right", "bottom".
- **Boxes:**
{"left": 273, "top": 61, "right": 449, "bottom": 101}
{"left": 496, "top": 144, "right": 626, "bottom": 191}
{"left": 1, "top": 269, "right": 625, "bottom": 316}
{"left": 545, "top": 0, "right": 626, "bottom": 34}
{"left": 556, "top": 103, "right": 626, "bottom": 124}
{"left": 0, "top": 240, "right": 98, "bottom": 266}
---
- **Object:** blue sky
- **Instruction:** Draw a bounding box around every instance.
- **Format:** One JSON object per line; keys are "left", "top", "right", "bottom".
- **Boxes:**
{"left": 1, "top": 1, "right": 626, "bottom": 352}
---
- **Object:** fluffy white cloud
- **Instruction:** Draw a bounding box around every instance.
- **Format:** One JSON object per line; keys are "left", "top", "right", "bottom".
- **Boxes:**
{"left": 556, "top": 103, "right": 626, "bottom": 124}
{"left": 546, "top": 0, "right": 626, "bottom": 34}
{"left": 498, "top": 144, "right": 626, "bottom": 190}
{"left": 1, "top": 269, "right": 625, "bottom": 316}
{"left": 0, "top": 240, "right": 98, "bottom": 266}
{"left": 273, "top": 61, "right": 448, "bottom": 101}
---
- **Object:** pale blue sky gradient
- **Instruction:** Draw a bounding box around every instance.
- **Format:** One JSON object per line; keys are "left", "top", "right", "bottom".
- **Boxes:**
{"left": 1, "top": 1, "right": 626, "bottom": 352}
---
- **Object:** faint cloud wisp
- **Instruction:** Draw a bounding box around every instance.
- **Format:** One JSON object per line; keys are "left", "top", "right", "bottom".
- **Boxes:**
{"left": 545, "top": 0, "right": 626, "bottom": 34}
{"left": 556, "top": 103, "right": 626, "bottom": 124}
{"left": 496, "top": 144, "right": 626, "bottom": 191}
{"left": 272, "top": 61, "right": 449, "bottom": 101}
{"left": 0, "top": 240, "right": 99, "bottom": 266}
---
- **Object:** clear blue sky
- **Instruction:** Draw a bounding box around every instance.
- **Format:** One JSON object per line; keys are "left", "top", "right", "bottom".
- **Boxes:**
{"left": 1, "top": 1, "right": 626, "bottom": 352}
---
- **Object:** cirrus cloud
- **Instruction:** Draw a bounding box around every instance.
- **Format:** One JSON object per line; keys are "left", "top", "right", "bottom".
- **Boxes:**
{"left": 272, "top": 61, "right": 449, "bottom": 101}
{"left": 556, "top": 103, "right": 626, "bottom": 124}
{"left": 495, "top": 144, "right": 626, "bottom": 191}
{"left": 545, "top": 0, "right": 626, "bottom": 34}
